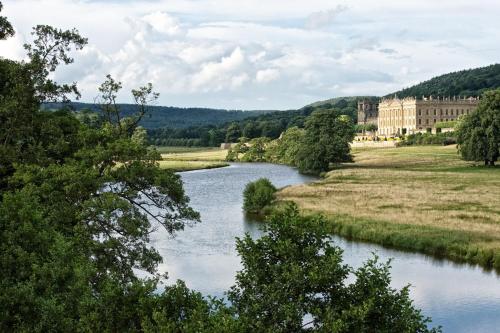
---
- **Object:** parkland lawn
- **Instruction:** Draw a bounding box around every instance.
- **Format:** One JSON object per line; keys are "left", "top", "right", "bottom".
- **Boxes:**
{"left": 157, "top": 147, "right": 229, "bottom": 171}
{"left": 277, "top": 145, "right": 500, "bottom": 271}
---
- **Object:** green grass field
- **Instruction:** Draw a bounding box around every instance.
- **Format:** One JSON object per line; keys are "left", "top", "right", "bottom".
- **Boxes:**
{"left": 156, "top": 146, "right": 229, "bottom": 171}
{"left": 277, "top": 145, "right": 500, "bottom": 271}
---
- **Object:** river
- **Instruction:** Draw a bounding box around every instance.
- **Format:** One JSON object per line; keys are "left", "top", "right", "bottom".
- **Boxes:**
{"left": 150, "top": 163, "right": 500, "bottom": 332}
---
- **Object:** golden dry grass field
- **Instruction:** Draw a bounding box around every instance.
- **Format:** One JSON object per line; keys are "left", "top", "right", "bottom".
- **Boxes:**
{"left": 157, "top": 147, "right": 229, "bottom": 171}
{"left": 277, "top": 145, "right": 500, "bottom": 270}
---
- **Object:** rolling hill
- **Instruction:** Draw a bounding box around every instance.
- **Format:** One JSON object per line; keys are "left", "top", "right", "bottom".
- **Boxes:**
{"left": 387, "top": 64, "right": 500, "bottom": 98}
{"left": 43, "top": 102, "right": 275, "bottom": 129}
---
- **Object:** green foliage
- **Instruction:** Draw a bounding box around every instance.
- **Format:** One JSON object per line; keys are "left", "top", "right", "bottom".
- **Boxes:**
{"left": 241, "top": 137, "right": 270, "bottom": 162}
{"left": 389, "top": 64, "right": 500, "bottom": 98}
{"left": 355, "top": 123, "right": 378, "bottom": 132}
{"left": 0, "top": 15, "right": 200, "bottom": 330}
{"left": 225, "top": 123, "right": 242, "bottom": 143}
{"left": 146, "top": 97, "right": 363, "bottom": 147}
{"left": 265, "top": 126, "right": 305, "bottom": 165}
{"left": 243, "top": 178, "right": 277, "bottom": 213}
{"left": 225, "top": 141, "right": 249, "bottom": 161}
{"left": 0, "top": 7, "right": 438, "bottom": 331}
{"left": 434, "top": 120, "right": 458, "bottom": 129}
{"left": 229, "top": 204, "right": 440, "bottom": 332}
{"left": 0, "top": 2, "right": 14, "bottom": 40}
{"left": 457, "top": 89, "right": 500, "bottom": 165}
{"left": 401, "top": 133, "right": 457, "bottom": 146}
{"left": 46, "top": 101, "right": 271, "bottom": 130}
{"left": 297, "top": 110, "right": 356, "bottom": 174}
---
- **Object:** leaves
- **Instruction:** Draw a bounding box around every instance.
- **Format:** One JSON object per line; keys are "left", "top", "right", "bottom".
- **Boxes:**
{"left": 457, "top": 89, "right": 500, "bottom": 165}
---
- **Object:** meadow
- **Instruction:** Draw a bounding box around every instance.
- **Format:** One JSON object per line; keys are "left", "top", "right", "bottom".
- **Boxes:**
{"left": 156, "top": 147, "right": 229, "bottom": 171}
{"left": 277, "top": 145, "right": 500, "bottom": 270}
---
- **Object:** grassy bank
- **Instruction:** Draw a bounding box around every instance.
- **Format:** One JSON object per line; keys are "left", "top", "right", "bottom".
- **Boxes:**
{"left": 277, "top": 145, "right": 500, "bottom": 271}
{"left": 157, "top": 146, "right": 229, "bottom": 171}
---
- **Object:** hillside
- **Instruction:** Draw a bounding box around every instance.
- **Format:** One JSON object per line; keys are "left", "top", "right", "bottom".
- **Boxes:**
{"left": 43, "top": 102, "right": 274, "bottom": 129}
{"left": 306, "top": 96, "right": 378, "bottom": 109}
{"left": 388, "top": 64, "right": 500, "bottom": 98}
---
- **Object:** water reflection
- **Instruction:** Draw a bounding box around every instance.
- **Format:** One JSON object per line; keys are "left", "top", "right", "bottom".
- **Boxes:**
{"left": 150, "top": 163, "right": 500, "bottom": 333}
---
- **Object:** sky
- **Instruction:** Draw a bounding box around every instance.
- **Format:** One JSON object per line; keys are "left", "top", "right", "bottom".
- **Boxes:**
{"left": 1, "top": 0, "right": 499, "bottom": 110}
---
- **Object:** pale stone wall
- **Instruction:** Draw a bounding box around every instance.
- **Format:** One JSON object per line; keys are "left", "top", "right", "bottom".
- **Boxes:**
{"left": 377, "top": 96, "right": 479, "bottom": 136}
{"left": 350, "top": 141, "right": 398, "bottom": 148}
{"left": 357, "top": 100, "right": 379, "bottom": 126}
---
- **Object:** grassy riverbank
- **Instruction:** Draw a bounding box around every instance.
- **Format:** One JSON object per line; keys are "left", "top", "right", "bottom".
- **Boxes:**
{"left": 276, "top": 145, "right": 500, "bottom": 271}
{"left": 157, "top": 147, "right": 229, "bottom": 171}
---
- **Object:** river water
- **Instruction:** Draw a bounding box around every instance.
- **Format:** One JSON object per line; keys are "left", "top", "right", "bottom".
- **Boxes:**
{"left": 150, "top": 163, "right": 500, "bottom": 332}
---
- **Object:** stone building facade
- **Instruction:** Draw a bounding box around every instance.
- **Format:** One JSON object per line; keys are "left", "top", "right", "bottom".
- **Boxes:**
{"left": 357, "top": 99, "right": 379, "bottom": 126}
{"left": 376, "top": 96, "right": 480, "bottom": 136}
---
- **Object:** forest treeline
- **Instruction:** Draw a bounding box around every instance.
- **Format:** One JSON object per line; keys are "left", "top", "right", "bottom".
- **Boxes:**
{"left": 148, "top": 64, "right": 500, "bottom": 147}
{"left": 388, "top": 64, "right": 500, "bottom": 99}
{"left": 44, "top": 101, "right": 273, "bottom": 129}
{"left": 47, "top": 65, "right": 500, "bottom": 147}
{"left": 148, "top": 97, "right": 363, "bottom": 147}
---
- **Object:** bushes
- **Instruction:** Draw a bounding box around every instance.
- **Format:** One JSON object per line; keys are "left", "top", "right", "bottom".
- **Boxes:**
{"left": 401, "top": 133, "right": 457, "bottom": 146}
{"left": 243, "top": 178, "right": 277, "bottom": 213}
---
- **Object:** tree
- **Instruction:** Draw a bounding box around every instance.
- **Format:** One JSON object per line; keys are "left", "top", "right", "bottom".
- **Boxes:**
{"left": 242, "top": 121, "right": 260, "bottom": 138}
{"left": 265, "top": 126, "right": 305, "bottom": 165}
{"left": 0, "top": 2, "right": 14, "bottom": 40}
{"left": 242, "top": 178, "right": 276, "bottom": 213}
{"left": 457, "top": 89, "right": 500, "bottom": 165}
{"left": 0, "top": 11, "right": 200, "bottom": 329}
{"left": 241, "top": 137, "right": 270, "bottom": 162}
{"left": 0, "top": 12, "right": 87, "bottom": 194}
{"left": 225, "top": 123, "right": 241, "bottom": 143}
{"left": 296, "top": 109, "right": 355, "bottom": 174}
{"left": 229, "top": 204, "right": 440, "bottom": 332}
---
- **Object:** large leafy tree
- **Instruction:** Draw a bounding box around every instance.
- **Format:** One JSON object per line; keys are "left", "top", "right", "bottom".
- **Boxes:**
{"left": 0, "top": 6, "right": 200, "bottom": 331}
{"left": 296, "top": 109, "right": 355, "bottom": 174}
{"left": 265, "top": 126, "right": 305, "bottom": 165}
{"left": 457, "top": 89, "right": 500, "bottom": 166}
{"left": 229, "top": 204, "right": 440, "bottom": 332}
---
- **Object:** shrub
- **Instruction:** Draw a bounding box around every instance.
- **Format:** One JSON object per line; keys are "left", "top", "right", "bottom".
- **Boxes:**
{"left": 243, "top": 178, "right": 277, "bottom": 213}
{"left": 401, "top": 133, "right": 457, "bottom": 146}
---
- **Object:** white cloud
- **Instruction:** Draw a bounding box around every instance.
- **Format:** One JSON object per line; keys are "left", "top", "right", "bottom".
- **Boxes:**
{"left": 142, "top": 11, "right": 183, "bottom": 36}
{"left": 1, "top": 0, "right": 499, "bottom": 109}
{"left": 305, "top": 5, "right": 348, "bottom": 30}
{"left": 255, "top": 68, "right": 280, "bottom": 83}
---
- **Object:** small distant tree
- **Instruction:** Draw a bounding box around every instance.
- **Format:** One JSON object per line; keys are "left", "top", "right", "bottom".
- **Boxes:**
{"left": 241, "top": 137, "right": 270, "bottom": 162}
{"left": 457, "top": 89, "right": 500, "bottom": 166}
{"left": 297, "top": 110, "right": 356, "bottom": 174}
{"left": 243, "top": 178, "right": 277, "bottom": 213}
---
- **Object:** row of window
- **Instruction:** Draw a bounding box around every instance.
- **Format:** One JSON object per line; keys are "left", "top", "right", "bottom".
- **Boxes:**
{"left": 379, "top": 118, "right": 453, "bottom": 127}
{"left": 418, "top": 109, "right": 470, "bottom": 116}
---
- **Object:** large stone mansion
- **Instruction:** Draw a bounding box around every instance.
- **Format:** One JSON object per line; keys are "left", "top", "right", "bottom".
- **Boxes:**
{"left": 358, "top": 96, "right": 480, "bottom": 136}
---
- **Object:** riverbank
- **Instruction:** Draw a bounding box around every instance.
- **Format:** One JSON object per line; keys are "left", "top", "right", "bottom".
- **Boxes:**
{"left": 157, "top": 146, "right": 230, "bottom": 171}
{"left": 276, "top": 145, "right": 500, "bottom": 271}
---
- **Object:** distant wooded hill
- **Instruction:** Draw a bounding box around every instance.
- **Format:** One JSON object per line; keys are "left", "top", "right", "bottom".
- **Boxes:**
{"left": 46, "top": 64, "right": 500, "bottom": 147}
{"left": 387, "top": 64, "right": 500, "bottom": 98}
{"left": 43, "top": 102, "right": 274, "bottom": 129}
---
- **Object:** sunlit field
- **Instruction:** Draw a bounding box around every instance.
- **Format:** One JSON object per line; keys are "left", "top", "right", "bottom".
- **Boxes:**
{"left": 278, "top": 145, "right": 500, "bottom": 270}
{"left": 157, "top": 147, "right": 229, "bottom": 171}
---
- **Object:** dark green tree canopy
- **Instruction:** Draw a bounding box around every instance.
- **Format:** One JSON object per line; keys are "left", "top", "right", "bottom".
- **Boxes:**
{"left": 0, "top": 2, "right": 14, "bottom": 40}
{"left": 229, "top": 204, "right": 440, "bottom": 332}
{"left": 297, "top": 109, "right": 356, "bottom": 174}
{"left": 457, "top": 89, "right": 500, "bottom": 165}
